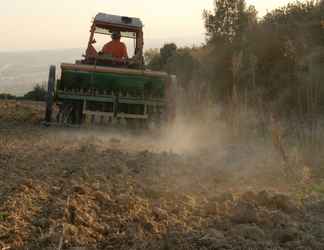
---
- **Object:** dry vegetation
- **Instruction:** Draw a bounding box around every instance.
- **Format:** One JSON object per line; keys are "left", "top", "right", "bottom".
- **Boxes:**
{"left": 1, "top": 100, "right": 324, "bottom": 250}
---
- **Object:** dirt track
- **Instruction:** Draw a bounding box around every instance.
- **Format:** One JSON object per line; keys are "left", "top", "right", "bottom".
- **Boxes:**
{"left": 0, "top": 101, "right": 324, "bottom": 250}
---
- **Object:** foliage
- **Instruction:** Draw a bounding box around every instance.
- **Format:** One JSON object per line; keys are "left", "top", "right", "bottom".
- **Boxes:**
{"left": 254, "top": 0, "right": 324, "bottom": 114}
{"left": 203, "top": 0, "right": 257, "bottom": 44}
{"left": 159, "top": 43, "right": 177, "bottom": 67}
{"left": 0, "top": 93, "right": 16, "bottom": 100}
{"left": 24, "top": 84, "right": 47, "bottom": 101}
{"left": 147, "top": 0, "right": 324, "bottom": 117}
{"left": 146, "top": 43, "right": 178, "bottom": 73}
{"left": 168, "top": 47, "right": 200, "bottom": 86}
{"left": 144, "top": 48, "right": 161, "bottom": 70}
{"left": 146, "top": 44, "right": 200, "bottom": 89}
{"left": 0, "top": 212, "right": 8, "bottom": 221}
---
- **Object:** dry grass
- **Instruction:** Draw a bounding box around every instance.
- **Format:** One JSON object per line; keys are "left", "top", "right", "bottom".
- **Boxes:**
{"left": 0, "top": 100, "right": 44, "bottom": 124}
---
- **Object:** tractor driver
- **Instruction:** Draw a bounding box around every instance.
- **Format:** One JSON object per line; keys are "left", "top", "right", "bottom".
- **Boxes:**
{"left": 101, "top": 31, "right": 128, "bottom": 60}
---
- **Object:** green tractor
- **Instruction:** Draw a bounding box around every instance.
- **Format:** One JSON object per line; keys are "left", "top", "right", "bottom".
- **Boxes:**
{"left": 45, "top": 12, "right": 177, "bottom": 127}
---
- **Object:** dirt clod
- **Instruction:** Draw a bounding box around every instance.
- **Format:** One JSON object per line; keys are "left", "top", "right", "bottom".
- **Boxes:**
{"left": 232, "top": 224, "right": 266, "bottom": 241}
{"left": 230, "top": 202, "right": 259, "bottom": 224}
{"left": 273, "top": 226, "right": 300, "bottom": 244}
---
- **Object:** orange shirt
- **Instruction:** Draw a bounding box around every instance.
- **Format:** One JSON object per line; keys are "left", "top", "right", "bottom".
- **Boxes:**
{"left": 102, "top": 40, "right": 128, "bottom": 59}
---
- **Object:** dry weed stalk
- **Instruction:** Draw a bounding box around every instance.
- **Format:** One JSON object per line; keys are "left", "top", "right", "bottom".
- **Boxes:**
{"left": 270, "top": 114, "right": 299, "bottom": 184}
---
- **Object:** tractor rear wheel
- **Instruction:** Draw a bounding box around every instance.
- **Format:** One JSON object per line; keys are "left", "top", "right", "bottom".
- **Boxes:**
{"left": 45, "top": 65, "right": 56, "bottom": 123}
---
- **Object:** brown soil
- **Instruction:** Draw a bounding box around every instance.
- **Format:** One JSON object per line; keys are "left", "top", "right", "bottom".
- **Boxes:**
{"left": 0, "top": 100, "right": 324, "bottom": 250}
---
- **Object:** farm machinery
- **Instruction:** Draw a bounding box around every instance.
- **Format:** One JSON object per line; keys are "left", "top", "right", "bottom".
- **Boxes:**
{"left": 45, "top": 13, "right": 176, "bottom": 127}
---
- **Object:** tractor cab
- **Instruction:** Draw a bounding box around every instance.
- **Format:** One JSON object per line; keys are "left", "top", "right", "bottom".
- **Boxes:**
{"left": 82, "top": 13, "right": 144, "bottom": 69}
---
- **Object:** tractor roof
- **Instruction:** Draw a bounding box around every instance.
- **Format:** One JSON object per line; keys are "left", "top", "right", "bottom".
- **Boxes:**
{"left": 94, "top": 13, "right": 143, "bottom": 30}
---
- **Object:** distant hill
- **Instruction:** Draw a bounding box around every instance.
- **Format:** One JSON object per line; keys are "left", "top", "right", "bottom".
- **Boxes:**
{"left": 0, "top": 35, "right": 204, "bottom": 96}
{"left": 0, "top": 48, "right": 82, "bottom": 96}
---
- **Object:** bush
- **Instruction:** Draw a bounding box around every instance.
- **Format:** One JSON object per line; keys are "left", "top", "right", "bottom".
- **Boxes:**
{"left": 24, "top": 84, "right": 47, "bottom": 101}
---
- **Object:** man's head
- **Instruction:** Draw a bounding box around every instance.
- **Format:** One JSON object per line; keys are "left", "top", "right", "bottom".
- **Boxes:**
{"left": 111, "top": 31, "right": 121, "bottom": 40}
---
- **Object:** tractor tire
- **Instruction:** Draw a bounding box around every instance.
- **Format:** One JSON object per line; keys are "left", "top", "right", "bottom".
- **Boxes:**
{"left": 45, "top": 65, "right": 56, "bottom": 123}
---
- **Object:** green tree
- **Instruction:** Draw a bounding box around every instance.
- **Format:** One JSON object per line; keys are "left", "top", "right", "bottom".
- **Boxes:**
{"left": 202, "top": 0, "right": 257, "bottom": 100}
{"left": 146, "top": 43, "right": 178, "bottom": 72}
{"left": 144, "top": 48, "right": 161, "bottom": 70}
{"left": 24, "top": 84, "right": 47, "bottom": 101}
{"left": 168, "top": 47, "right": 199, "bottom": 86}
{"left": 160, "top": 43, "right": 177, "bottom": 67}
{"left": 203, "top": 0, "right": 257, "bottom": 44}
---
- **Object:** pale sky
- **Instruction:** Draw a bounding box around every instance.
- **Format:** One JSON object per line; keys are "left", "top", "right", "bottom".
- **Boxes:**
{"left": 0, "top": 0, "right": 292, "bottom": 51}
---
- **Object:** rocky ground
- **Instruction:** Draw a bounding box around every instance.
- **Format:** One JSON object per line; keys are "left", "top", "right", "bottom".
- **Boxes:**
{"left": 0, "top": 100, "right": 324, "bottom": 250}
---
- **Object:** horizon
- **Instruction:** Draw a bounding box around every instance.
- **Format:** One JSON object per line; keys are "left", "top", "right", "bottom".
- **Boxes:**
{"left": 0, "top": 35, "right": 205, "bottom": 53}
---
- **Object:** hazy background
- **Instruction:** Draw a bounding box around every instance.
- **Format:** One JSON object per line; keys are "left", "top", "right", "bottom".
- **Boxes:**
{"left": 0, "top": 0, "right": 291, "bottom": 95}
{"left": 0, "top": 0, "right": 291, "bottom": 51}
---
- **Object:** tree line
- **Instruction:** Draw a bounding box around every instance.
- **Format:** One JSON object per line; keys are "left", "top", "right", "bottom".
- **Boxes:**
{"left": 0, "top": 84, "right": 47, "bottom": 101}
